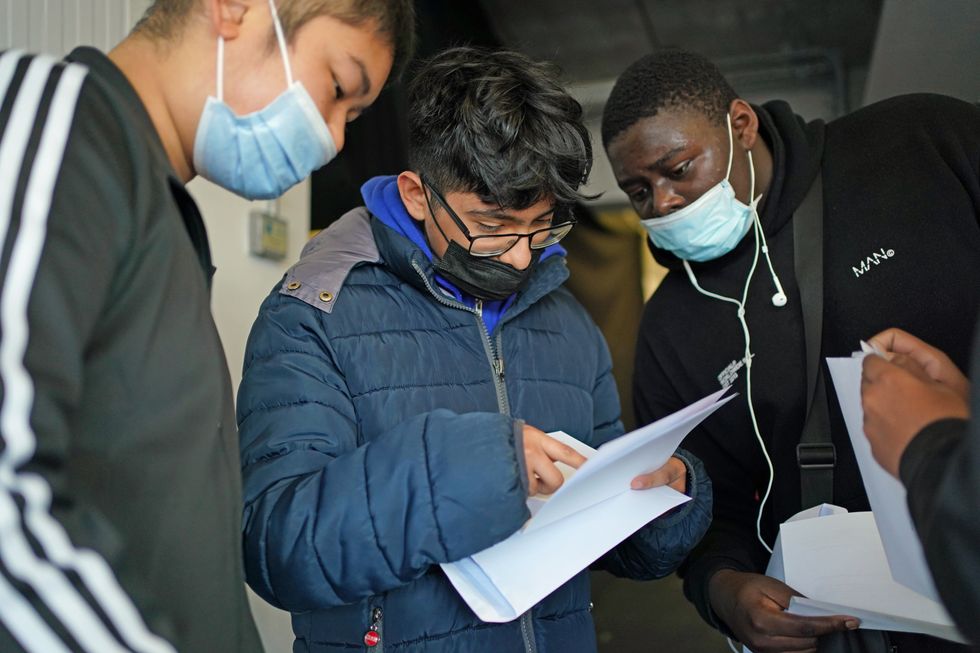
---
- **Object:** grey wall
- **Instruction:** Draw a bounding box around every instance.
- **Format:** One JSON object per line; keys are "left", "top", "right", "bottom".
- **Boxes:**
{"left": 864, "top": 0, "right": 980, "bottom": 105}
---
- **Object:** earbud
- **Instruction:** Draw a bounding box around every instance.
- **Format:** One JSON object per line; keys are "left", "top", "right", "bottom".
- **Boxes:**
{"left": 768, "top": 270, "right": 787, "bottom": 308}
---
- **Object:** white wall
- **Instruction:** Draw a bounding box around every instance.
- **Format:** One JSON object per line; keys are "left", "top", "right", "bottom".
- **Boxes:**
{"left": 1, "top": 3, "right": 298, "bottom": 651}
{"left": 0, "top": 0, "right": 147, "bottom": 54}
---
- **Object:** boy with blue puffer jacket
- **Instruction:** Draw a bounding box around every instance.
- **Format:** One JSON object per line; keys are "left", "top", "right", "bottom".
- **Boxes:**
{"left": 237, "top": 46, "right": 712, "bottom": 653}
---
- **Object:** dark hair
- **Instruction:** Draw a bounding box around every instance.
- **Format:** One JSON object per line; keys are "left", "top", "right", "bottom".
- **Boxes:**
{"left": 135, "top": 1, "right": 415, "bottom": 76}
{"left": 601, "top": 48, "right": 737, "bottom": 148}
{"left": 407, "top": 46, "right": 594, "bottom": 214}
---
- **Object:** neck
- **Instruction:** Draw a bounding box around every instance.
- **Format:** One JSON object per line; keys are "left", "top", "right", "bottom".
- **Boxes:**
{"left": 108, "top": 33, "right": 206, "bottom": 183}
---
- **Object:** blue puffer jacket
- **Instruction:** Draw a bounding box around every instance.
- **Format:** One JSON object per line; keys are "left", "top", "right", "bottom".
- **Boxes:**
{"left": 238, "top": 179, "right": 712, "bottom": 653}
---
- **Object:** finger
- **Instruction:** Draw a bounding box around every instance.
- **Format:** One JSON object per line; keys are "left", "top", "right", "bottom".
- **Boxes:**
{"left": 868, "top": 327, "right": 919, "bottom": 356}
{"left": 771, "top": 613, "right": 860, "bottom": 638}
{"left": 527, "top": 472, "right": 539, "bottom": 496}
{"left": 861, "top": 353, "right": 891, "bottom": 384}
{"left": 531, "top": 459, "right": 565, "bottom": 495}
{"left": 539, "top": 436, "right": 587, "bottom": 469}
{"left": 889, "top": 353, "right": 932, "bottom": 382}
{"left": 630, "top": 457, "right": 685, "bottom": 490}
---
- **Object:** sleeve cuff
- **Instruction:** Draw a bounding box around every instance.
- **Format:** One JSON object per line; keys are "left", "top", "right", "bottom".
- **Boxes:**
{"left": 899, "top": 417, "right": 967, "bottom": 489}
{"left": 513, "top": 419, "right": 529, "bottom": 495}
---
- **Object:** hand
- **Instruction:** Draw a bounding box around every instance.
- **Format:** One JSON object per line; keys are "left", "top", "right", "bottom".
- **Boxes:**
{"left": 709, "top": 570, "right": 859, "bottom": 653}
{"left": 629, "top": 456, "right": 687, "bottom": 493}
{"left": 861, "top": 354, "right": 969, "bottom": 477}
{"left": 522, "top": 425, "right": 587, "bottom": 496}
{"left": 867, "top": 328, "right": 970, "bottom": 400}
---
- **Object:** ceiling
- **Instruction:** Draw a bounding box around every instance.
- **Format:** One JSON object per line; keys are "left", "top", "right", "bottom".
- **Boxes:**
{"left": 477, "top": 0, "right": 884, "bottom": 84}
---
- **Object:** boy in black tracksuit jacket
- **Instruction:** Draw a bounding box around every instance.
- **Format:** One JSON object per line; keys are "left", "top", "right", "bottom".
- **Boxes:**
{"left": 603, "top": 48, "right": 980, "bottom": 652}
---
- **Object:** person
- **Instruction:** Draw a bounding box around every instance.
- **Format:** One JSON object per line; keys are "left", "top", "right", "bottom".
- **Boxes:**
{"left": 236, "top": 46, "right": 712, "bottom": 653}
{"left": 861, "top": 326, "right": 979, "bottom": 644}
{"left": 600, "top": 48, "right": 980, "bottom": 653}
{"left": 0, "top": 0, "right": 413, "bottom": 651}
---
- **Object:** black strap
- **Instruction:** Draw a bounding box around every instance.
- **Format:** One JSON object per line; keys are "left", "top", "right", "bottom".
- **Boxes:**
{"left": 793, "top": 173, "right": 836, "bottom": 509}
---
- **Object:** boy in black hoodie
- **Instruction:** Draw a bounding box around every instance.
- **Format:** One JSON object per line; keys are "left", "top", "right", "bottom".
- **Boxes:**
{"left": 601, "top": 48, "right": 980, "bottom": 653}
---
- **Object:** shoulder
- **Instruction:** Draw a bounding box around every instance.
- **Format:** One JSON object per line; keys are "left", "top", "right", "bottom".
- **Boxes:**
{"left": 278, "top": 208, "right": 384, "bottom": 315}
{"left": 830, "top": 93, "right": 980, "bottom": 140}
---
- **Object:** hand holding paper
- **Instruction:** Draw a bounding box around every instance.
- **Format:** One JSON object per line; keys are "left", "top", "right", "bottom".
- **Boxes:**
{"left": 441, "top": 387, "right": 733, "bottom": 623}
{"left": 859, "top": 329, "right": 970, "bottom": 477}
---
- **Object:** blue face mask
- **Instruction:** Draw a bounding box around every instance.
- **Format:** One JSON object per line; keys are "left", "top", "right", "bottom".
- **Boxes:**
{"left": 192, "top": 0, "right": 337, "bottom": 200}
{"left": 640, "top": 115, "right": 759, "bottom": 262}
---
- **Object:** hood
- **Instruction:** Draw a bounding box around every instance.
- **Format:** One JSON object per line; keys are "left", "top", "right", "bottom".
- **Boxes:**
{"left": 360, "top": 175, "right": 568, "bottom": 268}
{"left": 361, "top": 176, "right": 570, "bottom": 331}
{"left": 647, "top": 100, "right": 825, "bottom": 272}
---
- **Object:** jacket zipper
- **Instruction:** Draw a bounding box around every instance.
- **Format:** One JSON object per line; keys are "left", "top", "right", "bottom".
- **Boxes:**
{"left": 364, "top": 605, "right": 384, "bottom": 652}
{"left": 411, "top": 264, "right": 535, "bottom": 653}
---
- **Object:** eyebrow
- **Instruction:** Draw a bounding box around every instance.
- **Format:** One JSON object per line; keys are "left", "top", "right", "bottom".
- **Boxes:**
{"left": 648, "top": 146, "right": 686, "bottom": 171}
{"left": 351, "top": 55, "right": 371, "bottom": 96}
{"left": 467, "top": 206, "right": 557, "bottom": 224}
{"left": 617, "top": 145, "right": 687, "bottom": 187}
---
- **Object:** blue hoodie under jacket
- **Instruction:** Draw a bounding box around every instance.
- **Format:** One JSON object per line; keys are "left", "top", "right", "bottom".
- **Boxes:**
{"left": 237, "top": 177, "right": 712, "bottom": 653}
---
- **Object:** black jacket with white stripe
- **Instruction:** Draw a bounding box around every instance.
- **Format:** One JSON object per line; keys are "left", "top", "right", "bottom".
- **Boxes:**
{"left": 0, "top": 47, "right": 261, "bottom": 652}
{"left": 632, "top": 95, "right": 980, "bottom": 649}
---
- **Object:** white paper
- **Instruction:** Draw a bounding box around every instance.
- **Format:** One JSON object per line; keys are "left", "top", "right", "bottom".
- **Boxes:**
{"left": 763, "top": 507, "right": 963, "bottom": 643}
{"left": 826, "top": 355, "right": 941, "bottom": 601}
{"left": 441, "top": 388, "right": 733, "bottom": 622}
{"left": 526, "top": 387, "right": 734, "bottom": 532}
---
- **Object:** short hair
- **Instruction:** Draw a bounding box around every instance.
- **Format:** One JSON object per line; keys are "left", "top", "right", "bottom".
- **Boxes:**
{"left": 407, "top": 46, "right": 594, "bottom": 215}
{"left": 134, "top": 0, "right": 415, "bottom": 77}
{"left": 601, "top": 48, "right": 737, "bottom": 148}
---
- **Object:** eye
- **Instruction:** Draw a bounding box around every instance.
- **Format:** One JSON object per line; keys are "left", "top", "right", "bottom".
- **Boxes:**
{"left": 476, "top": 223, "right": 503, "bottom": 234}
{"left": 668, "top": 160, "right": 691, "bottom": 179}
{"left": 628, "top": 187, "right": 649, "bottom": 204}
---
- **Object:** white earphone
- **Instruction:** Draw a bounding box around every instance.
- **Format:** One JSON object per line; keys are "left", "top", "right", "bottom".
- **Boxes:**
{"left": 682, "top": 150, "right": 787, "bottom": 555}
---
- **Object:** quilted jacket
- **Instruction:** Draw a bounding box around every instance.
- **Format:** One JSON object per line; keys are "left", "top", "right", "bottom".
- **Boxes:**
{"left": 237, "top": 179, "right": 712, "bottom": 652}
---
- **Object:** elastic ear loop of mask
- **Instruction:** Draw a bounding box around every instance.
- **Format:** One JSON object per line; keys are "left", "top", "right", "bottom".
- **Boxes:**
{"left": 214, "top": 0, "right": 294, "bottom": 102}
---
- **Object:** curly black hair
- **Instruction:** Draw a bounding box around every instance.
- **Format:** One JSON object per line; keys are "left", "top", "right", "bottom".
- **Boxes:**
{"left": 601, "top": 48, "right": 737, "bottom": 148}
{"left": 407, "top": 46, "right": 594, "bottom": 214}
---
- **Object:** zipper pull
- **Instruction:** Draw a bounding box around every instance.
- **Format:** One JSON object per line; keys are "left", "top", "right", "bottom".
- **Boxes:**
{"left": 364, "top": 607, "right": 382, "bottom": 647}
{"left": 475, "top": 299, "right": 483, "bottom": 317}
{"left": 493, "top": 357, "right": 505, "bottom": 381}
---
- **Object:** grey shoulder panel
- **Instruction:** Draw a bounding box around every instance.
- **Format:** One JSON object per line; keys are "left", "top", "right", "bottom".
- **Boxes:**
{"left": 279, "top": 207, "right": 379, "bottom": 314}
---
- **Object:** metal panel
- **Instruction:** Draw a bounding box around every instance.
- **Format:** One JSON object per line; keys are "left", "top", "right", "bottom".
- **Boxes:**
{"left": 0, "top": 0, "right": 145, "bottom": 55}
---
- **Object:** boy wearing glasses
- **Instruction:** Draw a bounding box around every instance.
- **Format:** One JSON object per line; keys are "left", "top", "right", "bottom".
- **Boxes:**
{"left": 236, "top": 47, "right": 711, "bottom": 653}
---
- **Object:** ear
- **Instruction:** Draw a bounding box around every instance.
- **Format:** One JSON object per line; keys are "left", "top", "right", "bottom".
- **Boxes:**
{"left": 728, "top": 98, "right": 760, "bottom": 150}
{"left": 207, "top": 0, "right": 249, "bottom": 40}
{"left": 397, "top": 172, "right": 428, "bottom": 223}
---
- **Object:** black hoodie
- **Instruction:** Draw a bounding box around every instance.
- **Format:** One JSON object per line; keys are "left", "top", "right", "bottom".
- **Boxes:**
{"left": 633, "top": 94, "right": 980, "bottom": 641}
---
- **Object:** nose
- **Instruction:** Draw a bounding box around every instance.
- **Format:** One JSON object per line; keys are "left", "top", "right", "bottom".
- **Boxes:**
{"left": 497, "top": 237, "right": 533, "bottom": 270}
{"left": 327, "top": 113, "right": 346, "bottom": 153}
{"left": 653, "top": 186, "right": 686, "bottom": 218}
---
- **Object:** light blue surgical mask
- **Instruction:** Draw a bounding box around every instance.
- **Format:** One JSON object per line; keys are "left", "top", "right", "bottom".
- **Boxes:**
{"left": 641, "top": 115, "right": 760, "bottom": 262}
{"left": 192, "top": 0, "right": 337, "bottom": 200}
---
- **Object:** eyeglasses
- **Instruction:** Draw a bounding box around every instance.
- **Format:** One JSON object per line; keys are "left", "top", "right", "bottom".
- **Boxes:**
{"left": 423, "top": 181, "right": 576, "bottom": 258}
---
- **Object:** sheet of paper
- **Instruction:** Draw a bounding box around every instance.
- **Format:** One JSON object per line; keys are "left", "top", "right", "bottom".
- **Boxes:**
{"left": 442, "top": 388, "right": 733, "bottom": 622}
{"left": 442, "top": 480, "right": 689, "bottom": 621}
{"left": 826, "top": 355, "right": 941, "bottom": 601}
{"left": 778, "top": 510, "right": 962, "bottom": 642}
{"left": 525, "top": 387, "right": 734, "bottom": 532}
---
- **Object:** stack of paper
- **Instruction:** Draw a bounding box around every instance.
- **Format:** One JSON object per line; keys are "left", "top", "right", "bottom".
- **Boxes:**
{"left": 441, "top": 387, "right": 734, "bottom": 623}
{"left": 755, "top": 353, "right": 964, "bottom": 643}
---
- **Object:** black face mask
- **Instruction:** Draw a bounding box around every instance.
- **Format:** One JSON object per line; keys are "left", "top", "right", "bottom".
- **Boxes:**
{"left": 434, "top": 241, "right": 541, "bottom": 301}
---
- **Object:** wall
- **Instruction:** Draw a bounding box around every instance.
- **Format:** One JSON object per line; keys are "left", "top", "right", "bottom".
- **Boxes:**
{"left": 864, "top": 0, "right": 980, "bottom": 104}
